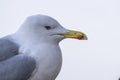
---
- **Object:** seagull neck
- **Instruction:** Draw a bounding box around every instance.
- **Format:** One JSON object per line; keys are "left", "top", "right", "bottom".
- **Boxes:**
{"left": 12, "top": 32, "right": 59, "bottom": 47}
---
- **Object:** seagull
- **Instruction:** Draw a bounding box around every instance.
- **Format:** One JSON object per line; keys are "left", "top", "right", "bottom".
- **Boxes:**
{"left": 0, "top": 14, "right": 87, "bottom": 80}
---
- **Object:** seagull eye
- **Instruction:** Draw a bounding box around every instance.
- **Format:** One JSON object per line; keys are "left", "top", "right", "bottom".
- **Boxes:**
{"left": 44, "top": 26, "right": 51, "bottom": 30}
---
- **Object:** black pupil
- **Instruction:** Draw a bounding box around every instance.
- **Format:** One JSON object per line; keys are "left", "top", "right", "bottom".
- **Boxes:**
{"left": 45, "top": 26, "right": 51, "bottom": 30}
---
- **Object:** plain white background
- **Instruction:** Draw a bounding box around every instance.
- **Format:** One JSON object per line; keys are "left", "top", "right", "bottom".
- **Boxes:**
{"left": 0, "top": 0, "right": 120, "bottom": 80}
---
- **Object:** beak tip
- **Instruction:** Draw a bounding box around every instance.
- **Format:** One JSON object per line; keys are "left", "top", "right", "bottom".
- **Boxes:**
{"left": 83, "top": 34, "right": 88, "bottom": 40}
{"left": 78, "top": 34, "right": 88, "bottom": 40}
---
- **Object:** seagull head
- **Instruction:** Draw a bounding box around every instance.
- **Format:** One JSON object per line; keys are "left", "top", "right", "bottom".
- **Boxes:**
{"left": 17, "top": 15, "right": 87, "bottom": 44}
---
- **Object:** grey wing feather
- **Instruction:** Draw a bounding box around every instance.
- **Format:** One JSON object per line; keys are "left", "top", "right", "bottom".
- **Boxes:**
{"left": 0, "top": 36, "right": 36, "bottom": 80}
{"left": 0, "top": 37, "right": 19, "bottom": 61}
{"left": 0, "top": 55, "right": 36, "bottom": 80}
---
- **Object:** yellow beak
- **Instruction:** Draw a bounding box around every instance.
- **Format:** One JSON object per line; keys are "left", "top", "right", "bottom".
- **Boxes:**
{"left": 61, "top": 30, "right": 87, "bottom": 40}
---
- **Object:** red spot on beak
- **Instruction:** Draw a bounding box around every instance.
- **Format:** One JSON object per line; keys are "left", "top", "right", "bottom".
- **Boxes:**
{"left": 75, "top": 36, "right": 84, "bottom": 40}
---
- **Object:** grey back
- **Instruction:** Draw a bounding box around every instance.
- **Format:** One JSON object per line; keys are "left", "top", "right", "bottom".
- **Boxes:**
{"left": 0, "top": 37, "right": 36, "bottom": 80}
{"left": 0, "top": 38, "right": 19, "bottom": 61}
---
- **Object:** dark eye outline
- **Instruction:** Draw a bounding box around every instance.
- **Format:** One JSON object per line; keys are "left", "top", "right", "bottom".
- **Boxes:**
{"left": 44, "top": 26, "right": 51, "bottom": 30}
